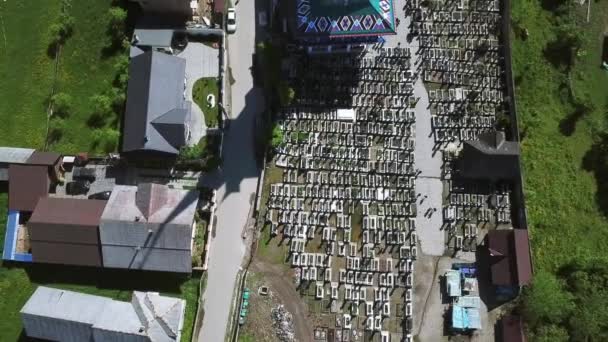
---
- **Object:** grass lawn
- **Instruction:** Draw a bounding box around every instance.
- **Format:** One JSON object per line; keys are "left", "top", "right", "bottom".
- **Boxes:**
{"left": 0, "top": 1, "right": 62, "bottom": 149}
{"left": 193, "top": 77, "right": 220, "bottom": 128}
{"left": 50, "top": 0, "right": 126, "bottom": 154}
{"left": 512, "top": 0, "right": 608, "bottom": 272}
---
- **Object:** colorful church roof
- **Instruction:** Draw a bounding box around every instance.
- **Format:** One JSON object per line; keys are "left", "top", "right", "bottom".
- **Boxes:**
{"left": 294, "top": 0, "right": 396, "bottom": 38}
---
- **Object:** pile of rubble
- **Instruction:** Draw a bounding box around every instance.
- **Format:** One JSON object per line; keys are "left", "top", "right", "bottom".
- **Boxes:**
{"left": 271, "top": 305, "right": 296, "bottom": 342}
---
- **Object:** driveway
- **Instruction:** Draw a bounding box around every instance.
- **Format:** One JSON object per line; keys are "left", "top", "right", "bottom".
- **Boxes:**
{"left": 178, "top": 42, "right": 220, "bottom": 145}
{"left": 198, "top": 0, "right": 265, "bottom": 340}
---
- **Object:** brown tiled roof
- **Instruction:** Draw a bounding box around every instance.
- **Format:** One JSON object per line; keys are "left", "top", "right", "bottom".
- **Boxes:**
{"left": 26, "top": 151, "right": 61, "bottom": 166}
{"left": 487, "top": 229, "right": 533, "bottom": 286}
{"left": 8, "top": 164, "right": 49, "bottom": 212}
{"left": 28, "top": 198, "right": 107, "bottom": 245}
{"left": 501, "top": 315, "right": 526, "bottom": 342}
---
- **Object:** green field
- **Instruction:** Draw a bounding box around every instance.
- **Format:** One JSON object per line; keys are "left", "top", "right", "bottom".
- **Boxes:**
{"left": 513, "top": 0, "right": 608, "bottom": 339}
{"left": 0, "top": 1, "right": 61, "bottom": 149}
{"left": 0, "top": 0, "right": 125, "bottom": 155}
{"left": 50, "top": 0, "right": 125, "bottom": 154}
{"left": 513, "top": 0, "right": 608, "bottom": 272}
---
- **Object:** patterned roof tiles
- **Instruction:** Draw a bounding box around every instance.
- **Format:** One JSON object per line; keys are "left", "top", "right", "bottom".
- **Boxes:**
{"left": 294, "top": 0, "right": 396, "bottom": 38}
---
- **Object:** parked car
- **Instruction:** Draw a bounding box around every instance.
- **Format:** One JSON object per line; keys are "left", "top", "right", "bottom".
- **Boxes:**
{"left": 72, "top": 167, "right": 96, "bottom": 182}
{"left": 66, "top": 181, "right": 90, "bottom": 195}
{"left": 88, "top": 191, "right": 111, "bottom": 200}
{"left": 226, "top": 8, "right": 236, "bottom": 33}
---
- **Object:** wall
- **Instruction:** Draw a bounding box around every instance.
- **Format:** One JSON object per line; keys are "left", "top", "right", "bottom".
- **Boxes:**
{"left": 101, "top": 245, "right": 191, "bottom": 273}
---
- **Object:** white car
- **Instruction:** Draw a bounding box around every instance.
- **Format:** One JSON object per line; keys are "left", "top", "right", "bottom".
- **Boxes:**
{"left": 226, "top": 8, "right": 236, "bottom": 33}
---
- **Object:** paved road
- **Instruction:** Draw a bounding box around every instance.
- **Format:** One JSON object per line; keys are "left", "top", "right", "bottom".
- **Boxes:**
{"left": 198, "top": 0, "right": 264, "bottom": 340}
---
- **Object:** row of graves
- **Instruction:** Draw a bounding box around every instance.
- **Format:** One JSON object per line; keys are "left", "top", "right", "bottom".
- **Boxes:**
{"left": 409, "top": 0, "right": 511, "bottom": 146}
{"left": 443, "top": 179, "right": 513, "bottom": 254}
{"left": 265, "top": 47, "right": 418, "bottom": 341}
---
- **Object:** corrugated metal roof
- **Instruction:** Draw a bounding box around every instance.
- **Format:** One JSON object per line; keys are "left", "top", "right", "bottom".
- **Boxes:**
{"left": 21, "top": 286, "right": 185, "bottom": 341}
{"left": 21, "top": 286, "right": 110, "bottom": 324}
{"left": 501, "top": 315, "right": 526, "bottom": 342}
{"left": 30, "top": 241, "right": 103, "bottom": 267}
{"left": 487, "top": 229, "right": 532, "bottom": 286}
{"left": 0, "top": 147, "right": 35, "bottom": 164}
{"left": 102, "top": 183, "right": 198, "bottom": 225}
{"left": 8, "top": 164, "right": 49, "bottom": 212}
{"left": 30, "top": 197, "right": 107, "bottom": 228}
{"left": 446, "top": 270, "right": 461, "bottom": 297}
{"left": 513, "top": 229, "right": 532, "bottom": 286}
{"left": 26, "top": 151, "right": 61, "bottom": 166}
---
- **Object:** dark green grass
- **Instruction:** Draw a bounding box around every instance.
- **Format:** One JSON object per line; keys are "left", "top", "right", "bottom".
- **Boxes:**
{"left": 513, "top": 0, "right": 608, "bottom": 271}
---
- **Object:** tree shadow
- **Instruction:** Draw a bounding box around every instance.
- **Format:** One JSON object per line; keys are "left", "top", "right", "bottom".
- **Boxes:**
{"left": 559, "top": 103, "right": 587, "bottom": 136}
{"left": 540, "top": 0, "right": 568, "bottom": 12}
{"left": 543, "top": 39, "right": 574, "bottom": 70}
{"left": 582, "top": 133, "right": 608, "bottom": 216}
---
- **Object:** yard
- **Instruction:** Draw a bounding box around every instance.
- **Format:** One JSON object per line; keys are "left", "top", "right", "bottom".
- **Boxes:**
{"left": 0, "top": 2, "right": 202, "bottom": 340}
{"left": 0, "top": 1, "right": 61, "bottom": 149}
{"left": 193, "top": 77, "right": 220, "bottom": 128}
{"left": 512, "top": 0, "right": 608, "bottom": 339}
{"left": 0, "top": 0, "right": 128, "bottom": 155}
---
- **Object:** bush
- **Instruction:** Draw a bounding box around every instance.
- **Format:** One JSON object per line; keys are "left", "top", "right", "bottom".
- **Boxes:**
{"left": 91, "top": 94, "right": 113, "bottom": 116}
{"left": 270, "top": 123, "right": 283, "bottom": 149}
{"left": 51, "top": 93, "right": 72, "bottom": 118}
{"left": 177, "top": 136, "right": 222, "bottom": 171}
{"left": 107, "top": 7, "right": 127, "bottom": 42}
{"left": 92, "top": 128, "right": 120, "bottom": 153}
{"left": 113, "top": 55, "right": 130, "bottom": 90}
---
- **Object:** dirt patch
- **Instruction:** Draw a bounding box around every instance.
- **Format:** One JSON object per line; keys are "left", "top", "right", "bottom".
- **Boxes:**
{"left": 244, "top": 260, "right": 315, "bottom": 342}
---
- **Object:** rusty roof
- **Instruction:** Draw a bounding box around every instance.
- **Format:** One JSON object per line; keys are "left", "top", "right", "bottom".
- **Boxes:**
{"left": 26, "top": 151, "right": 61, "bottom": 166}
{"left": 501, "top": 315, "right": 526, "bottom": 342}
{"left": 487, "top": 229, "right": 532, "bottom": 286}
{"left": 8, "top": 164, "right": 49, "bottom": 212}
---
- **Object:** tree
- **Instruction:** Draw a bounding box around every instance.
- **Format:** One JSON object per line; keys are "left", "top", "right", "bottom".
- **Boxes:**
{"left": 113, "top": 55, "right": 130, "bottom": 90}
{"left": 270, "top": 123, "right": 284, "bottom": 149}
{"left": 92, "top": 128, "right": 119, "bottom": 153}
{"left": 107, "top": 7, "right": 127, "bottom": 41}
{"left": 521, "top": 271, "right": 574, "bottom": 328}
{"left": 530, "top": 324, "right": 569, "bottom": 342}
{"left": 90, "top": 94, "right": 113, "bottom": 115}
{"left": 51, "top": 92, "right": 72, "bottom": 118}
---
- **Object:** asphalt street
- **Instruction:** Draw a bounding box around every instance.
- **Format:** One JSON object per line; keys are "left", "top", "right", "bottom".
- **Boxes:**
{"left": 198, "top": 0, "right": 264, "bottom": 340}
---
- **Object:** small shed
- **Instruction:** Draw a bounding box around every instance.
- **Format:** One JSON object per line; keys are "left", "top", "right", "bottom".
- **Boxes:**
{"left": 452, "top": 305, "right": 482, "bottom": 330}
{"left": 445, "top": 269, "right": 462, "bottom": 297}
{"left": 500, "top": 315, "right": 526, "bottom": 342}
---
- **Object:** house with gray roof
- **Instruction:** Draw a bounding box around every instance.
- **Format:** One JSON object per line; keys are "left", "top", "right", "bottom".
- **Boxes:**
{"left": 458, "top": 131, "right": 521, "bottom": 180}
{"left": 122, "top": 51, "right": 192, "bottom": 156}
{"left": 21, "top": 286, "right": 185, "bottom": 342}
{"left": 99, "top": 183, "right": 199, "bottom": 273}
